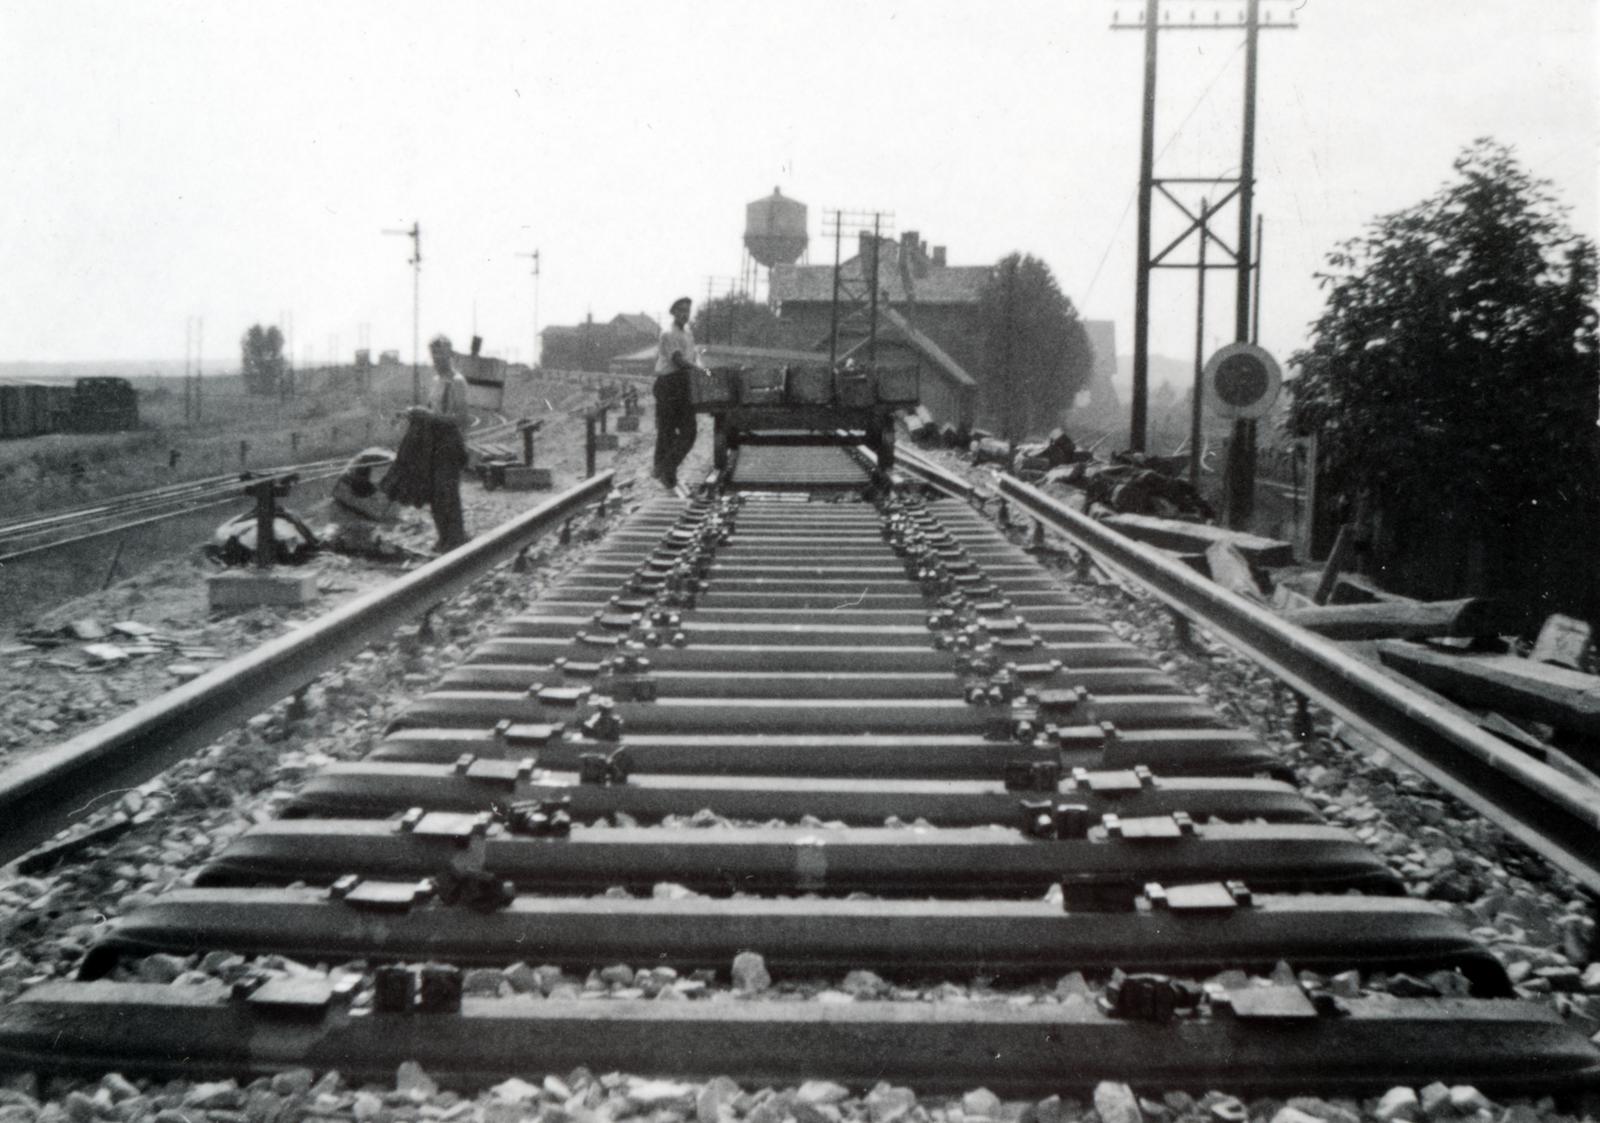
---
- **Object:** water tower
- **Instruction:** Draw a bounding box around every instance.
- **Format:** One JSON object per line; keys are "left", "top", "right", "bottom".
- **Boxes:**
{"left": 742, "top": 188, "right": 808, "bottom": 301}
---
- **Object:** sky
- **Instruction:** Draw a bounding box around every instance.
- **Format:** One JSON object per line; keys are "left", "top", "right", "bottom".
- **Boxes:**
{"left": 2, "top": 0, "right": 1594, "bottom": 378}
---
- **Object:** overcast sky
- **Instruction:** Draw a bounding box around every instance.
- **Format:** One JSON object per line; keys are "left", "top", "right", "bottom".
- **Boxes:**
{"left": 2, "top": 0, "right": 1594, "bottom": 376}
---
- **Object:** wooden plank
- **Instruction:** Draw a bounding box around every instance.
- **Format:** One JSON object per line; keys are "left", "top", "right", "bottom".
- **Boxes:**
{"left": 1376, "top": 642, "right": 1600, "bottom": 737}
{"left": 1101, "top": 513, "right": 1293, "bottom": 568}
{"left": 1205, "top": 541, "right": 1267, "bottom": 601}
{"left": 1313, "top": 524, "right": 1356, "bottom": 604}
{"left": 1285, "top": 598, "right": 1502, "bottom": 641}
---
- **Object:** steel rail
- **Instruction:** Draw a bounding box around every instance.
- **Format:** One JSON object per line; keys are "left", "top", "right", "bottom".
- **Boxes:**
{"left": 891, "top": 442, "right": 983, "bottom": 502}
{"left": 1, "top": 404, "right": 580, "bottom": 563}
{"left": 0, "top": 471, "right": 613, "bottom": 866}
{"left": 0, "top": 456, "right": 352, "bottom": 543}
{"left": 0, "top": 465, "right": 349, "bottom": 565}
{"left": 994, "top": 472, "right": 1600, "bottom": 894}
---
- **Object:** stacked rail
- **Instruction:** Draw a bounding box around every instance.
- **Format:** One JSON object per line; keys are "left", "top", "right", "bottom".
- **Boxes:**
{"left": 2, "top": 446, "right": 1597, "bottom": 1095}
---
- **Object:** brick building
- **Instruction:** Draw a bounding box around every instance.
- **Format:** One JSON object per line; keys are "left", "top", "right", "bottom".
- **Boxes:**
{"left": 540, "top": 312, "right": 660, "bottom": 373}
{"left": 770, "top": 231, "right": 1113, "bottom": 432}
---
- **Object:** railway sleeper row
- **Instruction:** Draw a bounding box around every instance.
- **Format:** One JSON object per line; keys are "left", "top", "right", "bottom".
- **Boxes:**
{"left": 5, "top": 457, "right": 1598, "bottom": 1095}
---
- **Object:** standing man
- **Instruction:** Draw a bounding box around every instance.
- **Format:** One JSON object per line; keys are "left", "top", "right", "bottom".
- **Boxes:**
{"left": 653, "top": 296, "right": 708, "bottom": 490}
{"left": 422, "top": 334, "right": 471, "bottom": 552}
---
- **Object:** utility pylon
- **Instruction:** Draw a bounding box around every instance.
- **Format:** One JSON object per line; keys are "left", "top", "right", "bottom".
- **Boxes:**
{"left": 383, "top": 222, "right": 422, "bottom": 403}
{"left": 1114, "top": 0, "right": 1296, "bottom": 525}
{"left": 183, "top": 317, "right": 193, "bottom": 423}
{"left": 517, "top": 249, "right": 541, "bottom": 368}
{"left": 701, "top": 276, "right": 739, "bottom": 347}
{"left": 820, "top": 209, "right": 893, "bottom": 367}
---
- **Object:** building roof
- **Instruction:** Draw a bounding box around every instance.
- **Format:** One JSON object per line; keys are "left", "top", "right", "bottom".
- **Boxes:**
{"left": 608, "top": 342, "right": 829, "bottom": 374}
{"left": 876, "top": 308, "right": 977, "bottom": 389}
{"left": 611, "top": 313, "right": 661, "bottom": 336}
{"left": 771, "top": 254, "right": 992, "bottom": 306}
{"left": 543, "top": 313, "right": 660, "bottom": 340}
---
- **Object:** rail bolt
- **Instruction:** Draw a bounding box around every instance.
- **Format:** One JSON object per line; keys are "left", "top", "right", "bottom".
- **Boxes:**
{"left": 1018, "top": 799, "right": 1057, "bottom": 839}
{"left": 373, "top": 965, "right": 417, "bottom": 1013}
{"left": 1003, "top": 758, "right": 1061, "bottom": 792}
{"left": 1105, "top": 973, "right": 1201, "bottom": 1023}
{"left": 1053, "top": 802, "right": 1093, "bottom": 839}
{"left": 417, "top": 964, "right": 463, "bottom": 1014}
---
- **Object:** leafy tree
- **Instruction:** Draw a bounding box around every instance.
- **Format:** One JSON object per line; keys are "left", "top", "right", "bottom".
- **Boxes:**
{"left": 1289, "top": 139, "right": 1598, "bottom": 605}
{"left": 240, "top": 324, "right": 287, "bottom": 396}
{"left": 692, "top": 294, "right": 799, "bottom": 350}
{"left": 976, "top": 254, "right": 1094, "bottom": 441}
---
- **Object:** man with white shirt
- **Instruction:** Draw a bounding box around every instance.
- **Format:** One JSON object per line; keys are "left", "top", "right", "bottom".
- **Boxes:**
{"left": 652, "top": 296, "right": 708, "bottom": 490}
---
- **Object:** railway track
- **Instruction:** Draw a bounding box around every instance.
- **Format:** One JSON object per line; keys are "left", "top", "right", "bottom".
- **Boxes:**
{"left": 1, "top": 440, "right": 1597, "bottom": 1101}
{"left": 0, "top": 394, "right": 586, "bottom": 567}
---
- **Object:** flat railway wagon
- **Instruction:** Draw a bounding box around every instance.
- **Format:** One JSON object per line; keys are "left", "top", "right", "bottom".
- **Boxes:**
{"left": 2, "top": 381, "right": 1598, "bottom": 1103}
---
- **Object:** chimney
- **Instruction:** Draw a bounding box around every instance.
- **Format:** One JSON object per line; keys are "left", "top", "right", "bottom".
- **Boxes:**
{"left": 932, "top": 246, "right": 947, "bottom": 267}
{"left": 901, "top": 230, "right": 920, "bottom": 253}
{"left": 470, "top": 335, "right": 483, "bottom": 357}
{"left": 859, "top": 231, "right": 884, "bottom": 278}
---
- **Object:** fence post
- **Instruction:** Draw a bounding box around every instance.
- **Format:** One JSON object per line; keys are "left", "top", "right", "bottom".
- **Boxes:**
{"left": 585, "top": 416, "right": 596, "bottom": 479}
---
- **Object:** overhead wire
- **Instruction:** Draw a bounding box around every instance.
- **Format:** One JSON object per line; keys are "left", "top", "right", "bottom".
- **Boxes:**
{"left": 1080, "top": 36, "right": 1249, "bottom": 308}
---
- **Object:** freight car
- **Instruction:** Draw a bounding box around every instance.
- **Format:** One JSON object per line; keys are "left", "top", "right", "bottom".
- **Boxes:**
{"left": 0, "top": 377, "right": 139, "bottom": 439}
{"left": 68, "top": 376, "right": 140, "bottom": 433}
{"left": 0, "top": 380, "right": 75, "bottom": 438}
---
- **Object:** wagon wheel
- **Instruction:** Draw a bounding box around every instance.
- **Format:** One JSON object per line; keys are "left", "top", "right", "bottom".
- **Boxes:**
{"left": 713, "top": 417, "right": 730, "bottom": 471}
{"left": 874, "top": 415, "right": 896, "bottom": 472}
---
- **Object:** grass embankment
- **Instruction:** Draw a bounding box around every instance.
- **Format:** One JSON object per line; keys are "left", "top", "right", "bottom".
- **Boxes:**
{"left": 0, "top": 368, "right": 421, "bottom": 520}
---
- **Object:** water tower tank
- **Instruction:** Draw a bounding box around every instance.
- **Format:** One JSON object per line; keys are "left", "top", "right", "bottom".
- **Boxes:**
{"left": 744, "top": 188, "right": 808, "bottom": 267}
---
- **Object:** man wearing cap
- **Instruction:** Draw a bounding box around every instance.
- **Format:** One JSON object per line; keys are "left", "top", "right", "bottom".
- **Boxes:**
{"left": 379, "top": 334, "right": 472, "bottom": 554}
{"left": 653, "top": 296, "right": 708, "bottom": 490}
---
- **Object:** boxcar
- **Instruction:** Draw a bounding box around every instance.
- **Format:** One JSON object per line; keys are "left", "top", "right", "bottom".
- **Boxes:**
{"left": 0, "top": 380, "right": 73, "bottom": 438}
{"left": 68, "top": 377, "right": 139, "bottom": 432}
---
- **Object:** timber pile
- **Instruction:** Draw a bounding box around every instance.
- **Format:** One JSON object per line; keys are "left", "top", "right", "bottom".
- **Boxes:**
{"left": 1101, "top": 513, "right": 1293, "bottom": 568}
{"left": 1284, "top": 598, "right": 1508, "bottom": 642}
{"left": 1376, "top": 640, "right": 1600, "bottom": 740}
{"left": 1081, "top": 454, "right": 1212, "bottom": 521}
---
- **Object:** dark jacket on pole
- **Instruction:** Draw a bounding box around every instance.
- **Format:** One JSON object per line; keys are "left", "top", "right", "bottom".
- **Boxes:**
{"left": 381, "top": 413, "right": 467, "bottom": 508}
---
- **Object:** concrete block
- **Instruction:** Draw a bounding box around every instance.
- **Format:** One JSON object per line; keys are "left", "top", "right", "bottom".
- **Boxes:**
{"left": 502, "top": 465, "right": 553, "bottom": 490}
{"left": 594, "top": 433, "right": 620, "bottom": 451}
{"left": 208, "top": 570, "right": 319, "bottom": 609}
{"left": 615, "top": 415, "right": 641, "bottom": 433}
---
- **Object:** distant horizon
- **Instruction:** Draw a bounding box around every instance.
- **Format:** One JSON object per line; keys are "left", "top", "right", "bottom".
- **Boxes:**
{"left": 1, "top": 350, "right": 1194, "bottom": 394}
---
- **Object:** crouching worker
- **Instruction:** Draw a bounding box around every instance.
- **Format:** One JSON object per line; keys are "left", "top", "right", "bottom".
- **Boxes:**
{"left": 381, "top": 334, "right": 471, "bottom": 553}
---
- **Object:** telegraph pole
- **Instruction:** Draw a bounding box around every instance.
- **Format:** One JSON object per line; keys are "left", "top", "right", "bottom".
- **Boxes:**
{"left": 1190, "top": 197, "right": 1211, "bottom": 488}
{"left": 1130, "top": 0, "right": 1159, "bottom": 453}
{"left": 194, "top": 316, "right": 203, "bottom": 422}
{"left": 701, "top": 276, "right": 738, "bottom": 346}
{"left": 1113, "top": 0, "right": 1295, "bottom": 520}
{"left": 383, "top": 222, "right": 422, "bottom": 403}
{"left": 1224, "top": 0, "right": 1265, "bottom": 525}
{"left": 517, "top": 249, "right": 541, "bottom": 368}
{"left": 821, "top": 208, "right": 893, "bottom": 367}
{"left": 183, "top": 317, "right": 193, "bottom": 423}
